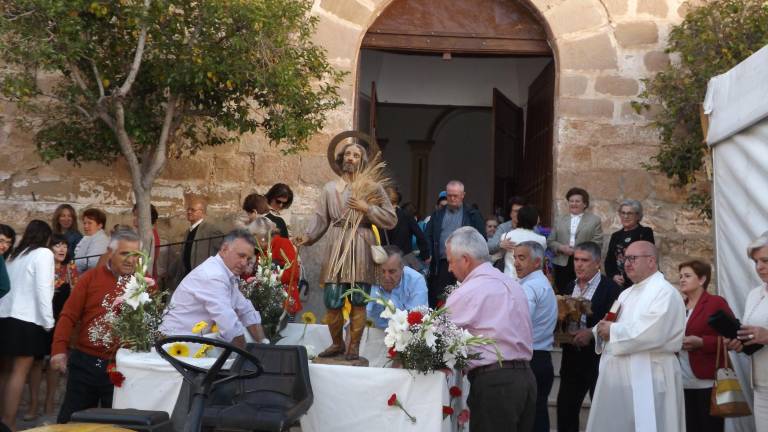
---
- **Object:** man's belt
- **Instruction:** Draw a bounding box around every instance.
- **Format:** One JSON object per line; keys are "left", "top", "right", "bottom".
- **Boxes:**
{"left": 332, "top": 221, "right": 372, "bottom": 228}
{"left": 467, "top": 359, "right": 529, "bottom": 381}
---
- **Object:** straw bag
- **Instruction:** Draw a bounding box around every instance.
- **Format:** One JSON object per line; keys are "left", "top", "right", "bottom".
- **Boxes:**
{"left": 370, "top": 225, "right": 388, "bottom": 264}
{"left": 710, "top": 337, "right": 752, "bottom": 417}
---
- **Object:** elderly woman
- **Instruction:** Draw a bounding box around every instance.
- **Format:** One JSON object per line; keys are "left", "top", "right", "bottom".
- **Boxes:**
{"left": 677, "top": 260, "right": 732, "bottom": 432}
{"left": 726, "top": 231, "right": 768, "bottom": 430}
{"left": 547, "top": 188, "right": 603, "bottom": 293}
{"left": 247, "top": 217, "right": 301, "bottom": 315}
{"left": 51, "top": 204, "right": 82, "bottom": 261}
{"left": 605, "top": 199, "right": 655, "bottom": 288}
{"left": 73, "top": 208, "right": 109, "bottom": 273}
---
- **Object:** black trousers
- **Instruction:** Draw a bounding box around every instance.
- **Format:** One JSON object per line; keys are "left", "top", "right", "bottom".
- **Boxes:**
{"left": 57, "top": 350, "right": 114, "bottom": 423}
{"left": 556, "top": 345, "right": 599, "bottom": 432}
{"left": 553, "top": 257, "right": 575, "bottom": 294}
{"left": 684, "top": 387, "right": 723, "bottom": 432}
{"left": 467, "top": 366, "right": 537, "bottom": 432}
{"left": 530, "top": 350, "right": 554, "bottom": 432}
{"left": 428, "top": 258, "right": 456, "bottom": 307}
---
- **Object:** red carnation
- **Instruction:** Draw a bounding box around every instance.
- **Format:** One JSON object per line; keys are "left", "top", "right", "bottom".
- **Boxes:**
{"left": 387, "top": 393, "right": 397, "bottom": 406}
{"left": 442, "top": 406, "right": 454, "bottom": 416}
{"left": 457, "top": 409, "right": 470, "bottom": 425}
{"left": 436, "top": 300, "right": 445, "bottom": 308}
{"left": 107, "top": 364, "right": 125, "bottom": 388}
{"left": 387, "top": 346, "right": 397, "bottom": 358}
{"left": 407, "top": 311, "right": 424, "bottom": 326}
{"left": 449, "top": 386, "right": 462, "bottom": 398}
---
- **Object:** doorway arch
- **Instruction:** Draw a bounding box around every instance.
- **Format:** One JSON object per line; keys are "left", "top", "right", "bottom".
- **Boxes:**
{"left": 357, "top": 0, "right": 556, "bottom": 223}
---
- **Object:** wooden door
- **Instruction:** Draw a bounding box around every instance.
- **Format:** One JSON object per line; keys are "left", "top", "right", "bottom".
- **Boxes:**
{"left": 492, "top": 89, "right": 524, "bottom": 219}
{"left": 520, "top": 61, "right": 555, "bottom": 225}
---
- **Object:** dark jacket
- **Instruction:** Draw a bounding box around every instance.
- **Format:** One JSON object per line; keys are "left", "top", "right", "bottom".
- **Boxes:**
{"left": 604, "top": 224, "right": 655, "bottom": 288}
{"left": 685, "top": 291, "right": 734, "bottom": 380}
{"left": 563, "top": 273, "right": 622, "bottom": 330}
{"left": 424, "top": 205, "right": 485, "bottom": 273}
{"left": 386, "top": 207, "right": 429, "bottom": 260}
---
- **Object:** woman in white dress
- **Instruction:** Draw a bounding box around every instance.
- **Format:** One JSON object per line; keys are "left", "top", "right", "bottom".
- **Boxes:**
{"left": 501, "top": 205, "right": 546, "bottom": 279}
{"left": 725, "top": 230, "right": 768, "bottom": 430}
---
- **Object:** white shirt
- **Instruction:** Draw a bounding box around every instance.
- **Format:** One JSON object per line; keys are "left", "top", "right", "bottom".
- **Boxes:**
{"left": 679, "top": 308, "right": 715, "bottom": 389}
{"left": 0, "top": 248, "right": 55, "bottom": 329}
{"left": 572, "top": 272, "right": 601, "bottom": 328}
{"left": 160, "top": 254, "right": 261, "bottom": 342}
{"left": 501, "top": 228, "right": 547, "bottom": 279}
{"left": 744, "top": 284, "right": 768, "bottom": 388}
{"left": 569, "top": 213, "right": 583, "bottom": 247}
{"left": 190, "top": 219, "right": 204, "bottom": 231}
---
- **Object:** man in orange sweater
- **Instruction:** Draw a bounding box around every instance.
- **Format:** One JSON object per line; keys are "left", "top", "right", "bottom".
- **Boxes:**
{"left": 50, "top": 229, "right": 141, "bottom": 423}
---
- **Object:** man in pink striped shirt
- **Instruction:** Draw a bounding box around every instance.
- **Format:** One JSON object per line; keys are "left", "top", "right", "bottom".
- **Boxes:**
{"left": 445, "top": 226, "right": 536, "bottom": 432}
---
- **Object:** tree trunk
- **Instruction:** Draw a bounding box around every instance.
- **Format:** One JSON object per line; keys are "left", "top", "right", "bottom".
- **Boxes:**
{"left": 133, "top": 185, "right": 153, "bottom": 258}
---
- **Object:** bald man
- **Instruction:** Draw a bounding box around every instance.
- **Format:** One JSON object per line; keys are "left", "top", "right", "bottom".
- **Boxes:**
{"left": 170, "top": 198, "right": 224, "bottom": 287}
{"left": 586, "top": 241, "right": 686, "bottom": 432}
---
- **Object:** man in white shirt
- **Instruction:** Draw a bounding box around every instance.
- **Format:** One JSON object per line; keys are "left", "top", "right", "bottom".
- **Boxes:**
{"left": 587, "top": 241, "right": 686, "bottom": 432}
{"left": 161, "top": 229, "right": 266, "bottom": 347}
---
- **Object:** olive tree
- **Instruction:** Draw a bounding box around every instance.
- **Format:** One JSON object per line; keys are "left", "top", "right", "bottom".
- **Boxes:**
{"left": 0, "top": 0, "right": 344, "bottom": 248}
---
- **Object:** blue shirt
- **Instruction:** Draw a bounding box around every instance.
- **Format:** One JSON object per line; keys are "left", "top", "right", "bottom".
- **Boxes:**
{"left": 367, "top": 266, "right": 428, "bottom": 328}
{"left": 519, "top": 269, "right": 558, "bottom": 351}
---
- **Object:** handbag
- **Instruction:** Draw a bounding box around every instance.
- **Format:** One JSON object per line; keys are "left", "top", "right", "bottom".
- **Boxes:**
{"left": 370, "top": 225, "right": 388, "bottom": 264}
{"left": 710, "top": 337, "right": 752, "bottom": 417}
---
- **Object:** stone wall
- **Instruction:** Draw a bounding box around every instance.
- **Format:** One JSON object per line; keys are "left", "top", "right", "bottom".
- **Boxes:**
{"left": 0, "top": 0, "right": 714, "bottom": 294}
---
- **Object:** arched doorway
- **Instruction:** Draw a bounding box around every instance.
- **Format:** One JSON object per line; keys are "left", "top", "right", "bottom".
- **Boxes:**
{"left": 356, "top": 0, "right": 555, "bottom": 224}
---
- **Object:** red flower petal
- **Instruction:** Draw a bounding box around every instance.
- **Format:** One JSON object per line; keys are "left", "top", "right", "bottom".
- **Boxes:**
{"left": 436, "top": 300, "right": 445, "bottom": 308}
{"left": 387, "top": 393, "right": 397, "bottom": 406}
{"left": 449, "top": 386, "right": 462, "bottom": 398}
{"left": 442, "top": 406, "right": 454, "bottom": 415}
{"left": 407, "top": 311, "right": 424, "bottom": 326}
{"left": 387, "top": 346, "right": 397, "bottom": 358}
{"left": 108, "top": 371, "right": 125, "bottom": 388}
{"left": 457, "top": 409, "right": 470, "bottom": 424}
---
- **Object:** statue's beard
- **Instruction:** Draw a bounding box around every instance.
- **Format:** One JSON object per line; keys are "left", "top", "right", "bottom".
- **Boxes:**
{"left": 342, "top": 162, "right": 359, "bottom": 173}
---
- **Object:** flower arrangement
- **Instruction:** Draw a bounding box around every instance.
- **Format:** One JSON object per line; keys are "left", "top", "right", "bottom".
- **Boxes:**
{"left": 239, "top": 248, "right": 289, "bottom": 339}
{"left": 88, "top": 252, "right": 165, "bottom": 352}
{"left": 346, "top": 288, "right": 498, "bottom": 374}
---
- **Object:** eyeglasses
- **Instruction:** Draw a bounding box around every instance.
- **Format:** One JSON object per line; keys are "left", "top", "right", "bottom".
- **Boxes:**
{"left": 275, "top": 198, "right": 289, "bottom": 207}
{"left": 619, "top": 211, "right": 637, "bottom": 217}
{"left": 624, "top": 254, "right": 653, "bottom": 264}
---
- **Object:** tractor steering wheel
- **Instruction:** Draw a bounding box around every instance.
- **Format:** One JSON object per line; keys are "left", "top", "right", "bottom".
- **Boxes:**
{"left": 155, "top": 335, "right": 264, "bottom": 388}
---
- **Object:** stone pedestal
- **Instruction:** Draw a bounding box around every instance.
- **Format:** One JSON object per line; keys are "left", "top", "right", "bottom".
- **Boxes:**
{"left": 312, "top": 355, "right": 369, "bottom": 367}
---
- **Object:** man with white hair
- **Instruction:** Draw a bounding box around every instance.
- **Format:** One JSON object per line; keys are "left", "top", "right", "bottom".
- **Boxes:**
{"left": 514, "top": 241, "right": 558, "bottom": 432}
{"left": 444, "top": 226, "right": 535, "bottom": 432}
{"left": 51, "top": 228, "right": 141, "bottom": 423}
{"left": 587, "top": 241, "right": 686, "bottom": 432}
{"left": 424, "top": 180, "right": 485, "bottom": 307}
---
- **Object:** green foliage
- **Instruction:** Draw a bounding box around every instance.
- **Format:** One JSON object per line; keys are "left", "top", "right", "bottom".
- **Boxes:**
{"left": 0, "top": 0, "right": 346, "bottom": 165}
{"left": 634, "top": 0, "right": 768, "bottom": 218}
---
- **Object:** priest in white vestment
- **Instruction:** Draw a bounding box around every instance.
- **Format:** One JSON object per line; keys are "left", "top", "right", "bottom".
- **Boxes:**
{"left": 586, "top": 241, "right": 686, "bottom": 432}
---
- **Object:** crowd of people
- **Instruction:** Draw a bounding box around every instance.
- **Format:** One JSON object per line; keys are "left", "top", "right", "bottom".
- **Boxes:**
{"left": 0, "top": 175, "right": 767, "bottom": 432}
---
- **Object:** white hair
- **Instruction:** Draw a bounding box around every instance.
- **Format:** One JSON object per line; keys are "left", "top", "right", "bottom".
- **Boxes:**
{"left": 518, "top": 241, "right": 545, "bottom": 268}
{"left": 445, "top": 226, "right": 490, "bottom": 262}
{"left": 446, "top": 180, "right": 465, "bottom": 192}
{"left": 108, "top": 228, "right": 141, "bottom": 250}
{"left": 748, "top": 230, "right": 768, "bottom": 259}
{"left": 247, "top": 217, "right": 276, "bottom": 239}
{"left": 619, "top": 199, "right": 644, "bottom": 221}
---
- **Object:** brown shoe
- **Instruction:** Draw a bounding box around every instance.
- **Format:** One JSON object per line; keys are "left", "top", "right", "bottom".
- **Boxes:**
{"left": 345, "top": 306, "right": 367, "bottom": 361}
{"left": 318, "top": 308, "right": 345, "bottom": 358}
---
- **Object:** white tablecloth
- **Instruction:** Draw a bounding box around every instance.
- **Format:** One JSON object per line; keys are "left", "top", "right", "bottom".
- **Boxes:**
{"left": 113, "top": 346, "right": 233, "bottom": 415}
{"left": 113, "top": 324, "right": 468, "bottom": 432}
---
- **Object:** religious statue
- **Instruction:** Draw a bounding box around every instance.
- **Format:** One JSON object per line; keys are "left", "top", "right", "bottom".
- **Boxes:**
{"left": 295, "top": 132, "right": 397, "bottom": 362}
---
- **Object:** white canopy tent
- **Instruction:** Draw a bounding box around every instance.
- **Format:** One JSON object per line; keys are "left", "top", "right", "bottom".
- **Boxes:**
{"left": 704, "top": 44, "right": 768, "bottom": 432}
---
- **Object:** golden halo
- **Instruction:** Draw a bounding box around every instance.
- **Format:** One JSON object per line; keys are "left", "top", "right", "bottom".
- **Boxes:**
{"left": 326, "top": 130, "right": 380, "bottom": 176}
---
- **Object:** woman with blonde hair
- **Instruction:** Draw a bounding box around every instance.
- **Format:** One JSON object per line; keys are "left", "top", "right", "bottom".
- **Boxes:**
{"left": 725, "top": 230, "right": 768, "bottom": 430}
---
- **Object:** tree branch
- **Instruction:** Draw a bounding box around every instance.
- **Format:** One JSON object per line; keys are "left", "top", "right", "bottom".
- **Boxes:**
{"left": 117, "top": 0, "right": 150, "bottom": 97}
{"left": 141, "top": 93, "right": 178, "bottom": 189}
{"left": 90, "top": 59, "right": 105, "bottom": 99}
{"left": 113, "top": 101, "right": 142, "bottom": 186}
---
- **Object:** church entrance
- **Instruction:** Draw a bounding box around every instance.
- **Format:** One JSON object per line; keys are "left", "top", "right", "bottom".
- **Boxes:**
{"left": 355, "top": 0, "right": 555, "bottom": 224}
